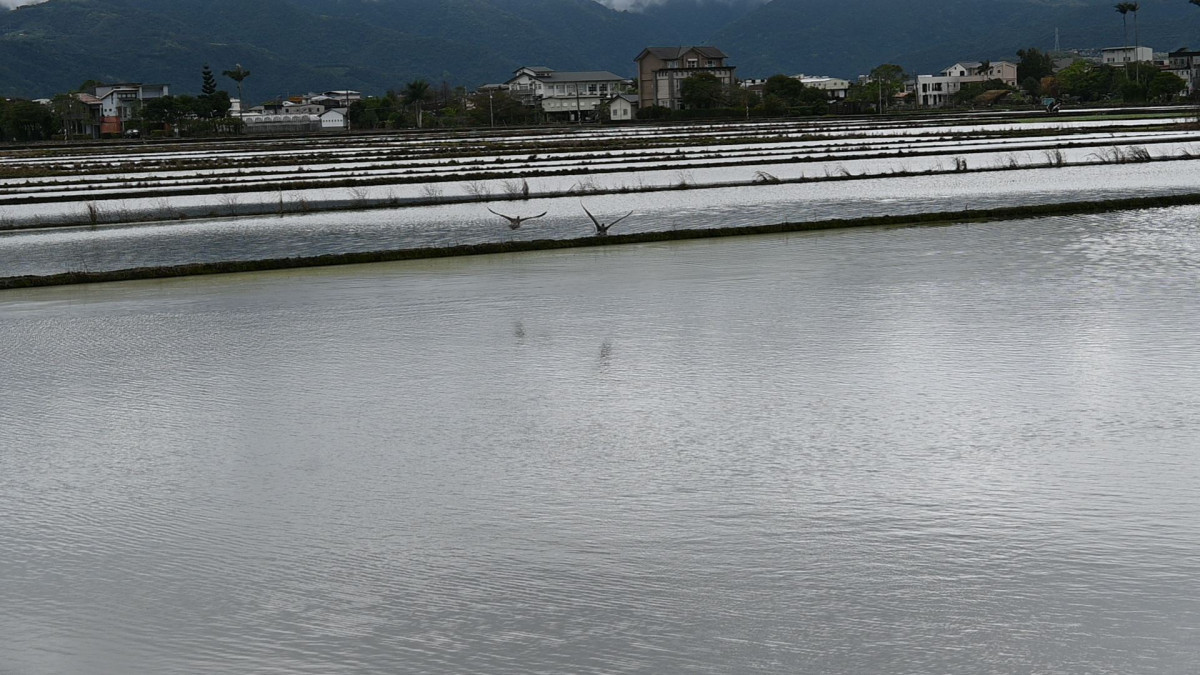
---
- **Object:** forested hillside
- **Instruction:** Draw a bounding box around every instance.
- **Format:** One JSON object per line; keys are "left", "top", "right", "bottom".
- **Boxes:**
{"left": 3, "top": 0, "right": 1200, "bottom": 99}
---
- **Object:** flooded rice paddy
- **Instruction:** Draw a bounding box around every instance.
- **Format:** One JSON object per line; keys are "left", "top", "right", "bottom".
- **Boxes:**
{"left": 3, "top": 111, "right": 1200, "bottom": 279}
{"left": 3, "top": 206, "right": 1200, "bottom": 673}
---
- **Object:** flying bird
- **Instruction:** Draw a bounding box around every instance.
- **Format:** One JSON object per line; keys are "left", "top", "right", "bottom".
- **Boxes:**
{"left": 487, "top": 207, "right": 547, "bottom": 229}
{"left": 581, "top": 203, "right": 633, "bottom": 236}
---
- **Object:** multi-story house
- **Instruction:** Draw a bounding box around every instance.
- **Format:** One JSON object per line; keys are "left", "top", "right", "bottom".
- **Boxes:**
{"left": 635, "top": 46, "right": 735, "bottom": 110}
{"left": 503, "top": 67, "right": 632, "bottom": 121}
{"left": 1102, "top": 46, "right": 1153, "bottom": 66}
{"left": 916, "top": 61, "right": 1017, "bottom": 107}
{"left": 1168, "top": 48, "right": 1200, "bottom": 94}
{"left": 797, "top": 75, "right": 851, "bottom": 99}
{"left": 92, "top": 83, "right": 170, "bottom": 134}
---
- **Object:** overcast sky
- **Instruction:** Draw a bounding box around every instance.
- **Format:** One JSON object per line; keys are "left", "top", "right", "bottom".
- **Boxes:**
{"left": 0, "top": 0, "right": 703, "bottom": 9}
{"left": 1, "top": 0, "right": 755, "bottom": 9}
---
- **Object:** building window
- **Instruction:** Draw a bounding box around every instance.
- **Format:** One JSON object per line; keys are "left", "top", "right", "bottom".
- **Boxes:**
{"left": 687, "top": 59, "right": 698, "bottom": 67}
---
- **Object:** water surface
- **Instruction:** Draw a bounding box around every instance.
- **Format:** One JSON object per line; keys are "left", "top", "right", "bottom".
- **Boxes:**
{"left": 3, "top": 210, "right": 1200, "bottom": 673}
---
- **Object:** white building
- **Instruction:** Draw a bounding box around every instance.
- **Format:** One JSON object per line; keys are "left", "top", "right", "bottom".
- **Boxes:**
{"left": 241, "top": 113, "right": 321, "bottom": 134}
{"left": 91, "top": 83, "right": 170, "bottom": 133}
{"left": 797, "top": 75, "right": 851, "bottom": 99}
{"left": 916, "top": 61, "right": 1017, "bottom": 107}
{"left": 605, "top": 94, "right": 639, "bottom": 121}
{"left": 322, "top": 90, "right": 362, "bottom": 104}
{"left": 320, "top": 108, "right": 348, "bottom": 130}
{"left": 504, "top": 67, "right": 632, "bottom": 121}
{"left": 1102, "top": 46, "right": 1153, "bottom": 66}
{"left": 1168, "top": 48, "right": 1200, "bottom": 94}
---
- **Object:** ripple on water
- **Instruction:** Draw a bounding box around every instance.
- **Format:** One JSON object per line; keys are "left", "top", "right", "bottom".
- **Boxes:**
{"left": 3, "top": 213, "right": 1200, "bottom": 673}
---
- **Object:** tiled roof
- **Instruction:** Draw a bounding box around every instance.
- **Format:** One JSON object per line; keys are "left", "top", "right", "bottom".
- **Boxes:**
{"left": 539, "top": 71, "right": 628, "bottom": 82}
{"left": 639, "top": 46, "right": 729, "bottom": 60}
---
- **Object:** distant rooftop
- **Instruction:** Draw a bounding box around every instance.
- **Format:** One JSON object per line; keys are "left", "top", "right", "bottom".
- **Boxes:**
{"left": 638, "top": 46, "right": 728, "bottom": 61}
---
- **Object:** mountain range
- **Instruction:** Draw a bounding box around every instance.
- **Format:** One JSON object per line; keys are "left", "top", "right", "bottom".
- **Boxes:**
{"left": 3, "top": 0, "right": 1200, "bottom": 99}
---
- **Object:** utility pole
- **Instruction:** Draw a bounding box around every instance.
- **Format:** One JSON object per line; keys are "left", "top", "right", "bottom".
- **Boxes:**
{"left": 489, "top": 92, "right": 494, "bottom": 127}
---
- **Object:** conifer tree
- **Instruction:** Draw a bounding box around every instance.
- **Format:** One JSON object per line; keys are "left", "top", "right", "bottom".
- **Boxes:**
{"left": 201, "top": 64, "right": 217, "bottom": 97}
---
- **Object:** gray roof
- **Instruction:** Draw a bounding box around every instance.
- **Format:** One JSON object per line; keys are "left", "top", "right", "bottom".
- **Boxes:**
{"left": 539, "top": 71, "right": 628, "bottom": 83}
{"left": 638, "top": 46, "right": 728, "bottom": 61}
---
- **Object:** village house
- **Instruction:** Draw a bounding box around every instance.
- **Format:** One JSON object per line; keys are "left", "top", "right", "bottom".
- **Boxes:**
{"left": 635, "top": 46, "right": 736, "bottom": 110}
{"left": 319, "top": 107, "right": 349, "bottom": 130}
{"left": 1102, "top": 46, "right": 1153, "bottom": 66}
{"left": 241, "top": 112, "right": 322, "bottom": 134}
{"left": 502, "top": 66, "right": 632, "bottom": 121}
{"left": 603, "top": 93, "right": 639, "bottom": 121}
{"left": 916, "top": 61, "right": 1017, "bottom": 107}
{"left": 90, "top": 83, "right": 170, "bottom": 134}
{"left": 796, "top": 75, "right": 851, "bottom": 99}
{"left": 1168, "top": 48, "right": 1200, "bottom": 94}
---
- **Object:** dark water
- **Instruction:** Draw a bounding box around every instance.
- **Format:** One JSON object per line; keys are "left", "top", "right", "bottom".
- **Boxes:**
{"left": 2, "top": 210, "right": 1200, "bottom": 674}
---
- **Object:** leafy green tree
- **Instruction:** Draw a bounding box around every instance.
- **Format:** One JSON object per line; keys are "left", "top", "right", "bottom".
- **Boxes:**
{"left": 679, "top": 72, "right": 725, "bottom": 109}
{"left": 1016, "top": 48, "right": 1055, "bottom": 90}
{"left": 637, "top": 105, "right": 672, "bottom": 120}
{"left": 849, "top": 64, "right": 907, "bottom": 111}
{"left": 755, "top": 93, "right": 788, "bottom": 116}
{"left": 1147, "top": 71, "right": 1187, "bottom": 101}
{"left": 763, "top": 74, "right": 807, "bottom": 104}
{"left": 143, "top": 96, "right": 189, "bottom": 126}
{"left": 467, "top": 90, "right": 532, "bottom": 126}
{"left": 404, "top": 79, "right": 431, "bottom": 127}
{"left": 0, "top": 99, "right": 57, "bottom": 141}
{"left": 727, "top": 85, "right": 760, "bottom": 111}
{"left": 198, "top": 91, "right": 232, "bottom": 118}
{"left": 1055, "top": 59, "right": 1118, "bottom": 101}
{"left": 50, "top": 93, "right": 90, "bottom": 139}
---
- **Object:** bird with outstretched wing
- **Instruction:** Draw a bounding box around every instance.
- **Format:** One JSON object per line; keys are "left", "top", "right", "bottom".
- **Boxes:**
{"left": 581, "top": 203, "right": 633, "bottom": 236}
{"left": 487, "top": 207, "right": 547, "bottom": 229}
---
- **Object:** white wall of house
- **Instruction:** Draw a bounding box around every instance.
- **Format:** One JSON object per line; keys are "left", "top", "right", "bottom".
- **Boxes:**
{"left": 320, "top": 109, "right": 347, "bottom": 130}
{"left": 1168, "top": 50, "right": 1200, "bottom": 93}
{"left": 916, "top": 61, "right": 1017, "bottom": 106}
{"left": 503, "top": 67, "right": 631, "bottom": 118}
{"left": 94, "top": 84, "right": 170, "bottom": 120}
{"left": 1103, "top": 46, "right": 1154, "bottom": 65}
{"left": 798, "top": 76, "right": 851, "bottom": 99}
{"left": 607, "top": 96, "right": 636, "bottom": 120}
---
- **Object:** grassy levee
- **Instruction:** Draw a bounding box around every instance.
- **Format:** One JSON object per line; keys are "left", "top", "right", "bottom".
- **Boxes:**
{"left": 6, "top": 192, "right": 1200, "bottom": 290}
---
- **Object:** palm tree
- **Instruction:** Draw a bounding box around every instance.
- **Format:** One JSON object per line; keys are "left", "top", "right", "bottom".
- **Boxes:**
{"left": 404, "top": 79, "right": 430, "bottom": 128}
{"left": 1130, "top": 2, "right": 1142, "bottom": 83}
{"left": 1116, "top": 3, "right": 1133, "bottom": 49}
{"left": 222, "top": 64, "right": 251, "bottom": 109}
{"left": 975, "top": 60, "right": 992, "bottom": 78}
